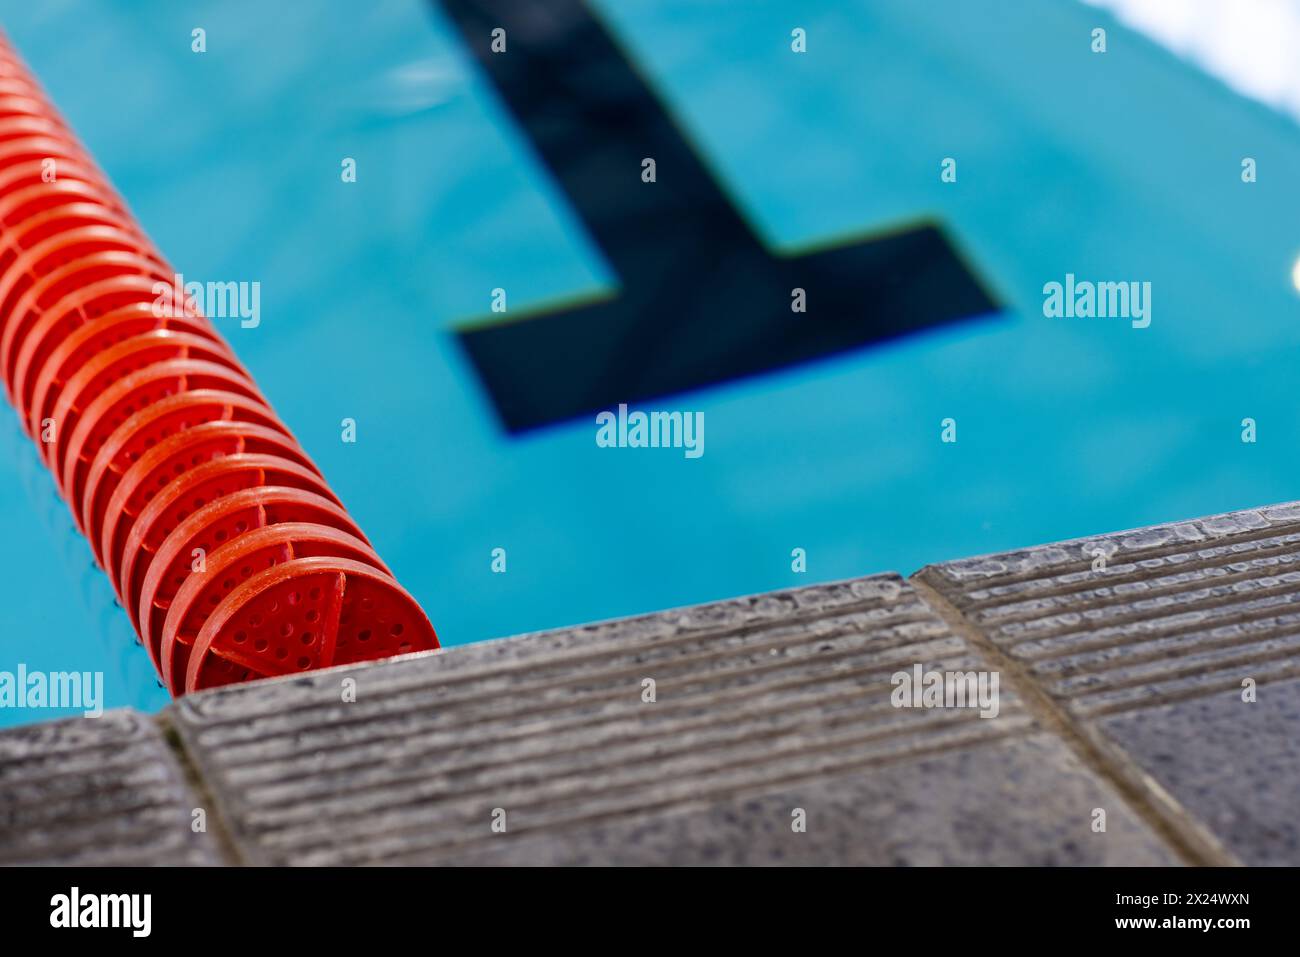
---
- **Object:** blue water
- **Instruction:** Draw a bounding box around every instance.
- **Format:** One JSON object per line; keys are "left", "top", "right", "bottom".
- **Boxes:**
{"left": 1, "top": 0, "right": 1298, "bottom": 725}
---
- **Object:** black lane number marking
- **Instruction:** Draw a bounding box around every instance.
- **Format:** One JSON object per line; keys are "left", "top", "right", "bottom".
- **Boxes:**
{"left": 441, "top": 0, "right": 1000, "bottom": 433}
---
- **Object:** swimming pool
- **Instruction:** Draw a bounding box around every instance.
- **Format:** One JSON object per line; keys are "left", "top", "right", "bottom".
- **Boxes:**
{"left": 2, "top": 0, "right": 1298, "bottom": 724}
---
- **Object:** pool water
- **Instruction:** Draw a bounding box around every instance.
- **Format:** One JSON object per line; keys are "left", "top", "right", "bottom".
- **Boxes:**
{"left": 1, "top": 0, "right": 1298, "bottom": 725}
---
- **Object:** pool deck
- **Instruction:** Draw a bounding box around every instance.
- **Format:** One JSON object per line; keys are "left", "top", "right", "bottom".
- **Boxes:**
{"left": 4, "top": 499, "right": 1299, "bottom": 866}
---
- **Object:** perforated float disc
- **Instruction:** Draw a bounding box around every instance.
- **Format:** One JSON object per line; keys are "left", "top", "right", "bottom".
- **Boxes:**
{"left": 0, "top": 177, "right": 125, "bottom": 229}
{"left": 41, "top": 330, "right": 243, "bottom": 471}
{"left": 185, "top": 557, "right": 437, "bottom": 693}
{"left": 57, "top": 358, "right": 263, "bottom": 507}
{"left": 115, "top": 453, "right": 340, "bottom": 618}
{"left": 136, "top": 486, "right": 366, "bottom": 666}
{"left": 28, "top": 306, "right": 216, "bottom": 440}
{"left": 0, "top": 223, "right": 154, "bottom": 320}
{"left": 162, "top": 524, "right": 389, "bottom": 695}
{"left": 1, "top": 249, "right": 171, "bottom": 390}
{"left": 98, "top": 421, "right": 319, "bottom": 585}
{"left": 81, "top": 389, "right": 288, "bottom": 544}
{"left": 17, "top": 278, "right": 197, "bottom": 423}
{"left": 0, "top": 200, "right": 143, "bottom": 267}
{"left": 0, "top": 137, "right": 101, "bottom": 186}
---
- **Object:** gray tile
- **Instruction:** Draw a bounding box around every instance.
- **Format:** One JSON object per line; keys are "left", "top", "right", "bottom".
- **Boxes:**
{"left": 426, "top": 733, "right": 1178, "bottom": 866}
{"left": 169, "top": 574, "right": 1178, "bottom": 865}
{"left": 1097, "top": 677, "right": 1300, "bottom": 867}
{"left": 0, "top": 709, "right": 221, "bottom": 865}
{"left": 917, "top": 500, "right": 1300, "bottom": 864}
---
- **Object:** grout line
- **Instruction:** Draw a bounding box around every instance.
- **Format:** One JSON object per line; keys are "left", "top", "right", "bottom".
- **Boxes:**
{"left": 909, "top": 569, "right": 1239, "bottom": 868}
{"left": 153, "top": 710, "right": 247, "bottom": 867}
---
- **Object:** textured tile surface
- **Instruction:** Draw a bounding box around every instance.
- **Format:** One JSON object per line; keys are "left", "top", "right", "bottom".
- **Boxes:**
{"left": 0, "top": 708, "right": 220, "bottom": 865}
{"left": 425, "top": 733, "right": 1177, "bottom": 866}
{"left": 917, "top": 501, "right": 1300, "bottom": 864}
{"left": 1097, "top": 677, "right": 1300, "bottom": 867}
{"left": 170, "top": 574, "right": 1178, "bottom": 865}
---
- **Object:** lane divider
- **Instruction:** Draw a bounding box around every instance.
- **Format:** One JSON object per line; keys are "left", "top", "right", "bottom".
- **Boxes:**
{"left": 0, "top": 34, "right": 438, "bottom": 693}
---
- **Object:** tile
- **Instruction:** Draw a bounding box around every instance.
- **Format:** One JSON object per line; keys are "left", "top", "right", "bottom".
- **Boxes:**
{"left": 1097, "top": 678, "right": 1300, "bottom": 866}
{"left": 0, "top": 709, "right": 221, "bottom": 865}
{"left": 427, "top": 733, "right": 1178, "bottom": 866}
{"left": 169, "top": 574, "right": 1178, "bottom": 865}
{"left": 917, "top": 500, "right": 1300, "bottom": 863}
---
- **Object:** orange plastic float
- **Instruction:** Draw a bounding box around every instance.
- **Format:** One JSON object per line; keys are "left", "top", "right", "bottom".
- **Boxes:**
{"left": 162, "top": 525, "right": 390, "bottom": 694}
{"left": 27, "top": 305, "right": 221, "bottom": 439}
{"left": 57, "top": 358, "right": 265, "bottom": 511}
{"left": 80, "top": 390, "right": 289, "bottom": 548}
{"left": 184, "top": 557, "right": 435, "bottom": 694}
{"left": 135, "top": 486, "right": 366, "bottom": 662}
{"left": 0, "top": 34, "right": 437, "bottom": 693}
{"left": 98, "top": 419, "right": 321, "bottom": 583}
